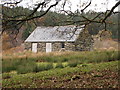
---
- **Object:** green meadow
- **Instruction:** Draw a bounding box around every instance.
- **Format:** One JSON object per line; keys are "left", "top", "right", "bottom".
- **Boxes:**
{"left": 2, "top": 51, "right": 119, "bottom": 88}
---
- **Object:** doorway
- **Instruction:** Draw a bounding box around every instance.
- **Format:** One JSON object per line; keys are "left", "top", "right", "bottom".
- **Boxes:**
{"left": 32, "top": 43, "right": 37, "bottom": 53}
{"left": 46, "top": 43, "right": 52, "bottom": 52}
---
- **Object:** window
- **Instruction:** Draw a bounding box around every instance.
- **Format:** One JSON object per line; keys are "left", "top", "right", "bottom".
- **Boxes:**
{"left": 61, "top": 43, "right": 65, "bottom": 48}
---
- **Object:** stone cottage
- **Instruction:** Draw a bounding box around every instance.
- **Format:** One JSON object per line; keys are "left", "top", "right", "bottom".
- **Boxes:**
{"left": 25, "top": 25, "right": 94, "bottom": 53}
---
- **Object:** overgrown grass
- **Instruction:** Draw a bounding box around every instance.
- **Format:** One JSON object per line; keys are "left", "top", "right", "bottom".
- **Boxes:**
{"left": 35, "top": 62, "right": 53, "bottom": 72}
{"left": 2, "top": 51, "right": 120, "bottom": 74}
{"left": 2, "top": 58, "right": 36, "bottom": 74}
{"left": 68, "top": 60, "right": 78, "bottom": 67}
{"left": 2, "top": 61, "right": 119, "bottom": 88}
{"left": 55, "top": 62, "right": 64, "bottom": 68}
{"left": 35, "top": 51, "right": 120, "bottom": 63}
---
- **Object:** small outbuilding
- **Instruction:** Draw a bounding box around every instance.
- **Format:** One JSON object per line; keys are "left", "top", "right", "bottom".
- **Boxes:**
{"left": 25, "top": 25, "right": 94, "bottom": 53}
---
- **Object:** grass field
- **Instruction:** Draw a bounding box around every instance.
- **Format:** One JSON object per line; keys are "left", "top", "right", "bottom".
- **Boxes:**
{"left": 2, "top": 51, "right": 119, "bottom": 88}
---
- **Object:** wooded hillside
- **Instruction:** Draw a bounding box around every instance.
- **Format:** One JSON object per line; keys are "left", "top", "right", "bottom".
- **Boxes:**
{"left": 2, "top": 6, "right": 118, "bottom": 50}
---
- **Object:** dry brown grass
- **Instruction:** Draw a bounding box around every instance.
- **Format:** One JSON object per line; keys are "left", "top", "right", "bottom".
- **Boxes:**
{"left": 93, "top": 39, "right": 119, "bottom": 51}
{"left": 2, "top": 50, "right": 76, "bottom": 60}
{"left": 2, "top": 39, "right": 119, "bottom": 59}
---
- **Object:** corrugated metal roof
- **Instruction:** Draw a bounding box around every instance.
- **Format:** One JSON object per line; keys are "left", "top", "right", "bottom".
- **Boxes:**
{"left": 25, "top": 25, "right": 83, "bottom": 42}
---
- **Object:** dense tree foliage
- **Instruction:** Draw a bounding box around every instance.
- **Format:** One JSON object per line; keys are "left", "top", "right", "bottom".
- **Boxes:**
{"left": 2, "top": 6, "right": 118, "bottom": 40}
{"left": 87, "top": 14, "right": 118, "bottom": 39}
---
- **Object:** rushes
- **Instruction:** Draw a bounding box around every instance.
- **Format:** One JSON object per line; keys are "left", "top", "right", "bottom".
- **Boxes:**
{"left": 35, "top": 63, "right": 53, "bottom": 72}
{"left": 2, "top": 50, "right": 119, "bottom": 74}
{"left": 55, "top": 63, "right": 64, "bottom": 68}
{"left": 68, "top": 60, "right": 78, "bottom": 67}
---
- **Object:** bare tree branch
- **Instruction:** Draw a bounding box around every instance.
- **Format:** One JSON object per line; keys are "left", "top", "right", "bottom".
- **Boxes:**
{"left": 28, "top": 2, "right": 45, "bottom": 18}
{"left": 2, "top": 0, "right": 120, "bottom": 37}
{"left": 102, "top": 1, "right": 120, "bottom": 22}
{"left": 81, "top": 0, "right": 92, "bottom": 13}
{"left": 3, "top": 0, "right": 23, "bottom": 6}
